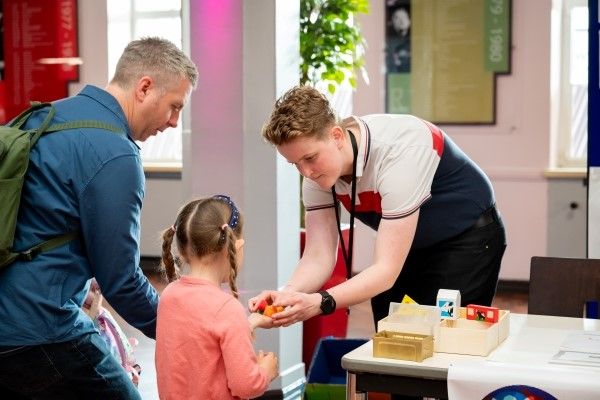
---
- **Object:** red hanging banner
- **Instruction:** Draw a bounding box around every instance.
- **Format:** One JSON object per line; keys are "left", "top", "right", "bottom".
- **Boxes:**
{"left": 1, "top": 0, "right": 79, "bottom": 123}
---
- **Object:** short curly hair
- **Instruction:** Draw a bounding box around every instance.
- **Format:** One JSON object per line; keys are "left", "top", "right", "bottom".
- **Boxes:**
{"left": 261, "top": 85, "right": 339, "bottom": 145}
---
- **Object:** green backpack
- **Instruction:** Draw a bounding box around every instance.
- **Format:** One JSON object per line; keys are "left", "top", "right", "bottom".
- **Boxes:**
{"left": 0, "top": 102, "right": 121, "bottom": 269}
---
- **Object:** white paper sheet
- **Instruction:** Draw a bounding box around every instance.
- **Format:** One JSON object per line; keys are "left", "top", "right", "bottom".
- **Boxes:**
{"left": 549, "top": 331, "right": 600, "bottom": 368}
{"left": 557, "top": 332, "right": 600, "bottom": 353}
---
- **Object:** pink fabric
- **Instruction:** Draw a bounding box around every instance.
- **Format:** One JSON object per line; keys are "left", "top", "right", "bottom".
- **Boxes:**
{"left": 156, "top": 276, "right": 269, "bottom": 400}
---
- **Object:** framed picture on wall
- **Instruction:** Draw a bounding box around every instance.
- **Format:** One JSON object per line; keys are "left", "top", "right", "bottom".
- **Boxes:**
{"left": 385, "top": 0, "right": 512, "bottom": 124}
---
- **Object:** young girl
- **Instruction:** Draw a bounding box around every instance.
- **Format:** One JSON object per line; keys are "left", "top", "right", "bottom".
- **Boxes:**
{"left": 155, "top": 195, "right": 278, "bottom": 400}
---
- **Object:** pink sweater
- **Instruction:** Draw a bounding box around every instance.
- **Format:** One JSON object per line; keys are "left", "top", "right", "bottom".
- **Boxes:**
{"left": 156, "top": 276, "right": 269, "bottom": 399}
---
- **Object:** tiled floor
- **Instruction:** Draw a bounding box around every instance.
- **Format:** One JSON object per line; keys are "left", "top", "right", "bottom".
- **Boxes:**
{"left": 111, "top": 274, "right": 528, "bottom": 399}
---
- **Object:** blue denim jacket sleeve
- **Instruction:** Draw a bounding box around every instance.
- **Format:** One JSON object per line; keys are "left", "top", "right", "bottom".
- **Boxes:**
{"left": 80, "top": 153, "right": 159, "bottom": 339}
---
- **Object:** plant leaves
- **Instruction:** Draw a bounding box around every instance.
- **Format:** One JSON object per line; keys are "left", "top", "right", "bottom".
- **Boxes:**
{"left": 299, "top": 0, "right": 370, "bottom": 94}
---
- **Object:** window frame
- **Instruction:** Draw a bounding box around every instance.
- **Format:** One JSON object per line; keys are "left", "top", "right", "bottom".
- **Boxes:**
{"left": 550, "top": 0, "right": 588, "bottom": 170}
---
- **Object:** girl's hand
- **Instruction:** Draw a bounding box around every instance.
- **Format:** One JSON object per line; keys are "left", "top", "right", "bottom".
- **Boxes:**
{"left": 82, "top": 286, "right": 103, "bottom": 320}
{"left": 248, "top": 312, "right": 274, "bottom": 330}
{"left": 257, "top": 350, "right": 279, "bottom": 382}
{"left": 248, "top": 290, "right": 277, "bottom": 312}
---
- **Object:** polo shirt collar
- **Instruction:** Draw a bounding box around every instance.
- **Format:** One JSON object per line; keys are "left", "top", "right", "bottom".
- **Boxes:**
{"left": 341, "top": 115, "right": 370, "bottom": 178}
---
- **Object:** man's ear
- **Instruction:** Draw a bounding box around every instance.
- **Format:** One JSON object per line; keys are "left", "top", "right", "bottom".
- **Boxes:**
{"left": 135, "top": 76, "right": 153, "bottom": 101}
{"left": 331, "top": 125, "right": 345, "bottom": 148}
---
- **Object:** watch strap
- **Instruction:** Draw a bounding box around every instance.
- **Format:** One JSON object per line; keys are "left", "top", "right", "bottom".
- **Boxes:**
{"left": 318, "top": 290, "right": 337, "bottom": 315}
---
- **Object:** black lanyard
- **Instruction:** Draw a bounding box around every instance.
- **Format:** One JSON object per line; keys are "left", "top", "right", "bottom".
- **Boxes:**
{"left": 331, "top": 130, "right": 358, "bottom": 281}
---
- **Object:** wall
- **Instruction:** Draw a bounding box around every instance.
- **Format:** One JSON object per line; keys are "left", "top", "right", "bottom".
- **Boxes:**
{"left": 353, "top": 0, "right": 553, "bottom": 281}
{"left": 547, "top": 179, "right": 587, "bottom": 257}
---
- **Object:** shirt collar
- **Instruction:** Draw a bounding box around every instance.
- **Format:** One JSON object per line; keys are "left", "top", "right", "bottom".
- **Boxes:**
{"left": 341, "top": 115, "right": 369, "bottom": 178}
{"left": 78, "top": 85, "right": 140, "bottom": 149}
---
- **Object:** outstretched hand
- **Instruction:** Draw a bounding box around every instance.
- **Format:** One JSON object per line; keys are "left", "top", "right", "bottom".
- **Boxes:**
{"left": 248, "top": 290, "right": 278, "bottom": 313}
{"left": 248, "top": 312, "right": 275, "bottom": 330}
{"left": 249, "top": 290, "right": 323, "bottom": 327}
{"left": 267, "top": 291, "right": 322, "bottom": 327}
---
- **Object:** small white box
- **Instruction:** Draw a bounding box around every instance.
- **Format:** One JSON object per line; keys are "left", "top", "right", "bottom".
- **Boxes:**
{"left": 437, "top": 289, "right": 461, "bottom": 320}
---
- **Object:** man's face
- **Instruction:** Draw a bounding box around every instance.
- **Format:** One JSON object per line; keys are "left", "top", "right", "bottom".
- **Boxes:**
{"left": 277, "top": 131, "right": 344, "bottom": 189}
{"left": 133, "top": 78, "right": 192, "bottom": 142}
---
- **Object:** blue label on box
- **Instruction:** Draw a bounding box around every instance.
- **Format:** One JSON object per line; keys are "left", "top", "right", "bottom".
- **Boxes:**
{"left": 438, "top": 299, "right": 455, "bottom": 318}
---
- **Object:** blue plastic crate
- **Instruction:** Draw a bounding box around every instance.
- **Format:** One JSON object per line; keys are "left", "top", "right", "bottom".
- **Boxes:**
{"left": 304, "top": 337, "right": 368, "bottom": 400}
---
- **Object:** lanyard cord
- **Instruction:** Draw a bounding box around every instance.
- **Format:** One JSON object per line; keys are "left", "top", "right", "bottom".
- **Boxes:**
{"left": 331, "top": 130, "right": 358, "bottom": 281}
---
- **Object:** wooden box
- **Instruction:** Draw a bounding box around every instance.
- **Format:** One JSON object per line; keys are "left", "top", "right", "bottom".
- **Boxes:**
{"left": 373, "top": 331, "right": 434, "bottom": 362}
{"left": 435, "top": 307, "right": 510, "bottom": 356}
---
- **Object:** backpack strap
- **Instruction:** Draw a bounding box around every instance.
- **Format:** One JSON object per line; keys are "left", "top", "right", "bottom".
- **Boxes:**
{"left": 16, "top": 232, "right": 79, "bottom": 262}
{"left": 10, "top": 110, "right": 122, "bottom": 265}
{"left": 10, "top": 102, "right": 54, "bottom": 129}
{"left": 45, "top": 121, "right": 122, "bottom": 134}
{"left": 30, "top": 120, "right": 122, "bottom": 146}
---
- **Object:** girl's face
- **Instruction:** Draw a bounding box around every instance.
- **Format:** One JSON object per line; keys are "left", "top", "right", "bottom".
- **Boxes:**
{"left": 276, "top": 128, "right": 345, "bottom": 189}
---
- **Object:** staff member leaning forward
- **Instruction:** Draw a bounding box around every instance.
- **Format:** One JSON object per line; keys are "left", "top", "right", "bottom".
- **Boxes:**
{"left": 249, "top": 85, "right": 507, "bottom": 337}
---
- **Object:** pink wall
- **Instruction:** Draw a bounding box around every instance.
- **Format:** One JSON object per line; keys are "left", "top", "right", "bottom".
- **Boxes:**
{"left": 355, "top": 0, "right": 551, "bottom": 280}
{"left": 188, "top": 0, "right": 244, "bottom": 201}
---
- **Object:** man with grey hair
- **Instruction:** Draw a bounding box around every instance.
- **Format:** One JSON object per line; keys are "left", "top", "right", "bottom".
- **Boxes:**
{"left": 0, "top": 37, "right": 198, "bottom": 399}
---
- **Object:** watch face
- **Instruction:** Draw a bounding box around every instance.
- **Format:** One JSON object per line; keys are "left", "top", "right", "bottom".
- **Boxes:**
{"left": 320, "top": 291, "right": 336, "bottom": 315}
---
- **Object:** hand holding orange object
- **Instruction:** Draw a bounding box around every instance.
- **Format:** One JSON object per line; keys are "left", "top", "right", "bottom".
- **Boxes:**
{"left": 257, "top": 300, "right": 268, "bottom": 313}
{"left": 248, "top": 311, "right": 274, "bottom": 331}
{"left": 248, "top": 290, "right": 278, "bottom": 313}
{"left": 262, "top": 305, "right": 285, "bottom": 317}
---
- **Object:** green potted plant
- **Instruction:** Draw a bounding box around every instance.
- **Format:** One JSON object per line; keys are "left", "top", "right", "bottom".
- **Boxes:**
{"left": 300, "top": 0, "right": 369, "bottom": 94}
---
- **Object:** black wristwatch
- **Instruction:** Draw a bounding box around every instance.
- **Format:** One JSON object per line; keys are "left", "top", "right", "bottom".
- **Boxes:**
{"left": 318, "top": 290, "right": 337, "bottom": 315}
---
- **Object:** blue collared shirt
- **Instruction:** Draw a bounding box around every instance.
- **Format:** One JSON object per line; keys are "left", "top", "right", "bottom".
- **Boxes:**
{"left": 0, "top": 85, "right": 159, "bottom": 345}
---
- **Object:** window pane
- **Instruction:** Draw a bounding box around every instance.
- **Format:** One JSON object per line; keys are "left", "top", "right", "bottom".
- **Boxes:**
{"left": 138, "top": 122, "right": 183, "bottom": 162}
{"left": 107, "top": 21, "right": 131, "bottom": 79}
{"left": 134, "top": 0, "right": 181, "bottom": 12}
{"left": 107, "top": 0, "right": 130, "bottom": 18}
{"left": 108, "top": 0, "right": 186, "bottom": 164}
{"left": 570, "top": 85, "right": 587, "bottom": 159}
{"left": 569, "top": 6, "right": 588, "bottom": 160}
{"left": 570, "top": 7, "right": 588, "bottom": 85}
{"left": 106, "top": 0, "right": 131, "bottom": 79}
{"left": 135, "top": 18, "right": 182, "bottom": 46}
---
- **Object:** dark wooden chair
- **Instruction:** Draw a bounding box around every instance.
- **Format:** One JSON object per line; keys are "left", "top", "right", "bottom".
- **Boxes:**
{"left": 528, "top": 256, "right": 600, "bottom": 318}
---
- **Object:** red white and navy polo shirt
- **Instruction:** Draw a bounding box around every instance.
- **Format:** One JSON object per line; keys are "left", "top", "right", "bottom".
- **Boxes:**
{"left": 303, "top": 114, "right": 495, "bottom": 249}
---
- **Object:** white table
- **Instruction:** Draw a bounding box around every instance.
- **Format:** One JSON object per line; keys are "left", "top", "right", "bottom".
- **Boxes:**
{"left": 341, "top": 313, "right": 600, "bottom": 399}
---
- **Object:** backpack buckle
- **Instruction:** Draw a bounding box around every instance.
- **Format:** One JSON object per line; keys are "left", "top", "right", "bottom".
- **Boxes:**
{"left": 19, "top": 247, "right": 41, "bottom": 261}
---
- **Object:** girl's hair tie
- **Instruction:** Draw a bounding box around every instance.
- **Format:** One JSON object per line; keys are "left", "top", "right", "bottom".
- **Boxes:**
{"left": 212, "top": 195, "right": 240, "bottom": 229}
{"left": 221, "top": 224, "right": 228, "bottom": 231}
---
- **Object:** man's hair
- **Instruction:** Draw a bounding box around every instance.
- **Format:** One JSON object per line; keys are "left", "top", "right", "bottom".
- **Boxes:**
{"left": 110, "top": 37, "right": 198, "bottom": 91}
{"left": 262, "top": 85, "right": 338, "bottom": 146}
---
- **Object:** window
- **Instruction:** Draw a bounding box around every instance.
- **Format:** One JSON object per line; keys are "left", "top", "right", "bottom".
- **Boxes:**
{"left": 107, "top": 0, "right": 186, "bottom": 166}
{"left": 551, "top": 0, "right": 588, "bottom": 168}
